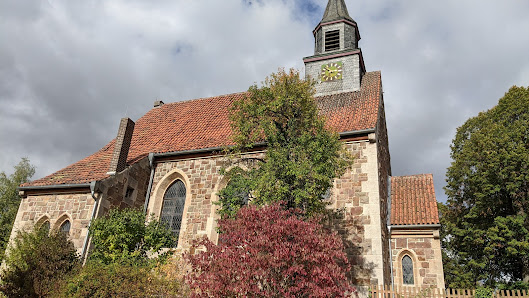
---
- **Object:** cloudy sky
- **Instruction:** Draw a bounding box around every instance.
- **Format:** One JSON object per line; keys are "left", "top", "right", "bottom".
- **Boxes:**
{"left": 1, "top": 0, "right": 528, "bottom": 202}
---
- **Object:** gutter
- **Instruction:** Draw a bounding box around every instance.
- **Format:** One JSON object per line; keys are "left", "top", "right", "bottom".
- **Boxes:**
{"left": 143, "top": 153, "right": 156, "bottom": 214}
{"left": 338, "top": 128, "right": 375, "bottom": 138}
{"left": 18, "top": 183, "right": 91, "bottom": 191}
{"left": 81, "top": 180, "right": 101, "bottom": 264}
{"left": 152, "top": 142, "right": 267, "bottom": 159}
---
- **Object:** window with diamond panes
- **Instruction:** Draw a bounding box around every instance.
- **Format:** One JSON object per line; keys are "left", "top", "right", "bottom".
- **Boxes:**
{"left": 60, "top": 220, "right": 71, "bottom": 235}
{"left": 402, "top": 255, "right": 414, "bottom": 285}
{"left": 161, "top": 179, "right": 186, "bottom": 245}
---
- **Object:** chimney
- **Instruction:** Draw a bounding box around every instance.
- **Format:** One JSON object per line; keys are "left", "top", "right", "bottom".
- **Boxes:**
{"left": 107, "top": 118, "right": 135, "bottom": 175}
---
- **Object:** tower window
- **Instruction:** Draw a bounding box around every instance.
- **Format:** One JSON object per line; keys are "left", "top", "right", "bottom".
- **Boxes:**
{"left": 325, "top": 30, "right": 340, "bottom": 51}
{"left": 402, "top": 255, "right": 414, "bottom": 285}
{"left": 161, "top": 179, "right": 187, "bottom": 246}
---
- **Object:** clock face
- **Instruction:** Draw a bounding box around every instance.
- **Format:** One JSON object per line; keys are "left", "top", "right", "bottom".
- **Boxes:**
{"left": 320, "top": 61, "right": 343, "bottom": 82}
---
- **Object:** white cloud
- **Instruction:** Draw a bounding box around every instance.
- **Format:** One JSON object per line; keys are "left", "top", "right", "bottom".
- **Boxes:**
{"left": 1, "top": 0, "right": 528, "bottom": 202}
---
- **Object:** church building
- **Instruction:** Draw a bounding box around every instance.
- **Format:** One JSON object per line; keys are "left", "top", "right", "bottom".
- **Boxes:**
{"left": 11, "top": 0, "right": 445, "bottom": 291}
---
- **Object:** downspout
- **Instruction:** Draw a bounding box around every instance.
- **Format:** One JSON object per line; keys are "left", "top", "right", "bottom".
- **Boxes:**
{"left": 143, "top": 153, "right": 155, "bottom": 215}
{"left": 388, "top": 225, "right": 393, "bottom": 286}
{"left": 81, "top": 180, "right": 100, "bottom": 264}
{"left": 387, "top": 176, "right": 394, "bottom": 287}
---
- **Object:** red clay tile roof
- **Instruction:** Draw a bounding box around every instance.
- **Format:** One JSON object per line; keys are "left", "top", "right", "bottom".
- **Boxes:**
{"left": 23, "top": 71, "right": 382, "bottom": 187}
{"left": 390, "top": 174, "right": 440, "bottom": 226}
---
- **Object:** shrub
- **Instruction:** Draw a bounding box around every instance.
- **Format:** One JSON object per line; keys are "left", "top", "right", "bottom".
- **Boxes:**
{"left": 186, "top": 202, "right": 354, "bottom": 297}
{"left": 0, "top": 227, "right": 79, "bottom": 297}
{"left": 62, "top": 260, "right": 187, "bottom": 297}
{"left": 475, "top": 287, "right": 494, "bottom": 298}
{"left": 88, "top": 208, "right": 175, "bottom": 265}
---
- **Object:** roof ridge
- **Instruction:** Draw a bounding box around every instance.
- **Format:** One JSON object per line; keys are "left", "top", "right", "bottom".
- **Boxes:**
{"left": 393, "top": 173, "right": 433, "bottom": 178}
{"left": 161, "top": 91, "right": 248, "bottom": 107}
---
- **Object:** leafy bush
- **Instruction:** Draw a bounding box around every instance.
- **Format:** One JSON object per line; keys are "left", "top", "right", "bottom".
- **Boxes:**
{"left": 475, "top": 287, "right": 494, "bottom": 298}
{"left": 88, "top": 208, "right": 175, "bottom": 265}
{"left": 186, "top": 202, "right": 354, "bottom": 297}
{"left": 497, "top": 281, "right": 529, "bottom": 290}
{"left": 62, "top": 260, "right": 187, "bottom": 297}
{"left": 0, "top": 227, "right": 79, "bottom": 297}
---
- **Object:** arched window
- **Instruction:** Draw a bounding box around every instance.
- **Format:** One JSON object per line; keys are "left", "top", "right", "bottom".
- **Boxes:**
{"left": 42, "top": 221, "right": 50, "bottom": 232}
{"left": 60, "top": 220, "right": 71, "bottom": 235}
{"left": 161, "top": 179, "right": 186, "bottom": 245}
{"left": 402, "top": 255, "right": 414, "bottom": 285}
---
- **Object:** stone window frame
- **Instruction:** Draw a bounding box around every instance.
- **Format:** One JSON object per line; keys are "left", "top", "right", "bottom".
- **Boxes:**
{"left": 160, "top": 179, "right": 187, "bottom": 245}
{"left": 395, "top": 249, "right": 419, "bottom": 287}
{"left": 54, "top": 213, "right": 73, "bottom": 236}
{"left": 209, "top": 163, "right": 255, "bottom": 245}
{"left": 148, "top": 168, "right": 192, "bottom": 249}
{"left": 35, "top": 215, "right": 51, "bottom": 231}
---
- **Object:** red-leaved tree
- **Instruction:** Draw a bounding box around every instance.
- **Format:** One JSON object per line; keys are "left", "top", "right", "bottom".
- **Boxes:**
{"left": 185, "top": 203, "right": 354, "bottom": 297}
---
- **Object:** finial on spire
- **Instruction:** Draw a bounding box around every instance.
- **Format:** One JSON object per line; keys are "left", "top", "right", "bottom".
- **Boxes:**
{"left": 320, "top": 0, "right": 355, "bottom": 24}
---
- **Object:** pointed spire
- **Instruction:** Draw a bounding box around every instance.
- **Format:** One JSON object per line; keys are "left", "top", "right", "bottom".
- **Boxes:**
{"left": 321, "top": 0, "right": 355, "bottom": 23}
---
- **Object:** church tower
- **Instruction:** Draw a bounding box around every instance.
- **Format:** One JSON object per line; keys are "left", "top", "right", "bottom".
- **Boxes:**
{"left": 303, "top": 0, "right": 366, "bottom": 97}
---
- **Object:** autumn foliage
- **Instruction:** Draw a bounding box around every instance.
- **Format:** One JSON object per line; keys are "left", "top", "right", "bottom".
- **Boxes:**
{"left": 186, "top": 203, "right": 354, "bottom": 297}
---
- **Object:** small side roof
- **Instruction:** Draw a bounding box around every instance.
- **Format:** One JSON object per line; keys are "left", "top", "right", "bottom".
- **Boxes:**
{"left": 390, "top": 174, "right": 440, "bottom": 226}
{"left": 23, "top": 71, "right": 382, "bottom": 188}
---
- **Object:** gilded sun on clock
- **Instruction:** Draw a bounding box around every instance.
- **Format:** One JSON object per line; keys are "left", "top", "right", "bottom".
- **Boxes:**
{"left": 320, "top": 61, "right": 343, "bottom": 82}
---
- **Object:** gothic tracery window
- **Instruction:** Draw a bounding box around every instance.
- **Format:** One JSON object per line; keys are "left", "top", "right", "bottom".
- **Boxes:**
{"left": 402, "top": 255, "right": 414, "bottom": 285}
{"left": 161, "top": 179, "right": 186, "bottom": 246}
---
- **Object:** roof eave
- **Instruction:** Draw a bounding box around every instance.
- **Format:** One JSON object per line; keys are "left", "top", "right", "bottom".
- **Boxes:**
{"left": 18, "top": 183, "right": 92, "bottom": 191}
{"left": 389, "top": 223, "right": 441, "bottom": 229}
{"left": 339, "top": 128, "right": 375, "bottom": 138}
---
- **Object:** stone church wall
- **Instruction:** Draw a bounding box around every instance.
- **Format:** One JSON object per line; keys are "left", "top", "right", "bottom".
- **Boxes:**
{"left": 333, "top": 140, "right": 385, "bottom": 288}
{"left": 146, "top": 139, "right": 386, "bottom": 287}
{"left": 97, "top": 156, "right": 151, "bottom": 217}
{"left": 146, "top": 153, "right": 229, "bottom": 248}
{"left": 390, "top": 229, "right": 445, "bottom": 288}
{"left": 9, "top": 192, "right": 95, "bottom": 255}
{"left": 376, "top": 95, "right": 392, "bottom": 285}
{"left": 9, "top": 156, "right": 152, "bottom": 256}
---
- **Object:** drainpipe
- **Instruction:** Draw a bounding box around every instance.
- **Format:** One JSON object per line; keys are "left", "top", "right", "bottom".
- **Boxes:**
{"left": 81, "top": 180, "right": 100, "bottom": 264}
{"left": 387, "top": 176, "right": 394, "bottom": 287}
{"left": 388, "top": 226, "right": 394, "bottom": 287}
{"left": 143, "top": 153, "right": 155, "bottom": 215}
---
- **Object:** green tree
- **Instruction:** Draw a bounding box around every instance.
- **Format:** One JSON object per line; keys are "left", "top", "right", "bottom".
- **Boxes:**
{"left": 218, "top": 69, "right": 352, "bottom": 217}
{"left": 88, "top": 208, "right": 175, "bottom": 265}
{"left": 442, "top": 86, "right": 529, "bottom": 288}
{"left": 0, "top": 227, "right": 79, "bottom": 297}
{"left": 0, "top": 158, "right": 35, "bottom": 261}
